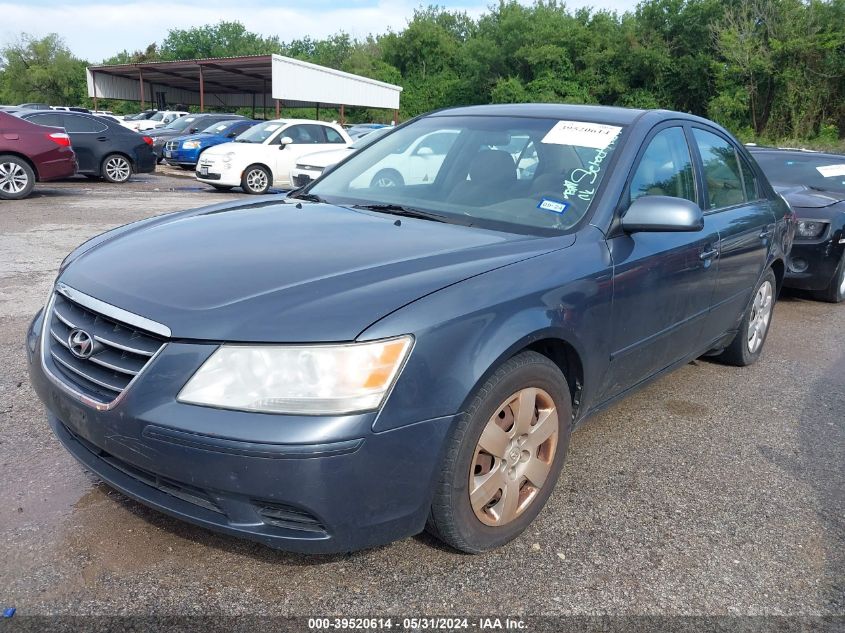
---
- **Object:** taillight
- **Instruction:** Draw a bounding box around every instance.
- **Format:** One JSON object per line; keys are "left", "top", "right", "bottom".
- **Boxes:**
{"left": 142, "top": 136, "right": 153, "bottom": 146}
{"left": 47, "top": 132, "right": 71, "bottom": 147}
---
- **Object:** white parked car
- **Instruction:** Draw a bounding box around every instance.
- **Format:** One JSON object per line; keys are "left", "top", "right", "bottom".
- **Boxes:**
{"left": 196, "top": 119, "right": 351, "bottom": 194}
{"left": 122, "top": 110, "right": 188, "bottom": 132}
{"left": 290, "top": 126, "right": 392, "bottom": 188}
{"left": 348, "top": 129, "right": 461, "bottom": 189}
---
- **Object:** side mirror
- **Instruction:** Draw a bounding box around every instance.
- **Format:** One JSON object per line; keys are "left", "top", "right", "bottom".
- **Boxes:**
{"left": 189, "top": 127, "right": 199, "bottom": 133}
{"left": 622, "top": 195, "right": 704, "bottom": 233}
{"left": 278, "top": 136, "right": 293, "bottom": 149}
{"left": 415, "top": 146, "right": 434, "bottom": 156}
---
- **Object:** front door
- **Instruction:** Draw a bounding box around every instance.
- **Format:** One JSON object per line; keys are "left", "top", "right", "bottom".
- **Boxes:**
{"left": 601, "top": 125, "right": 719, "bottom": 400}
{"left": 689, "top": 127, "right": 775, "bottom": 341}
{"left": 273, "top": 124, "right": 337, "bottom": 187}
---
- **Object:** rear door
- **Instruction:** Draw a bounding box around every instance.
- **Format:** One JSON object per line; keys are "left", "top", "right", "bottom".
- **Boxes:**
{"left": 601, "top": 124, "right": 720, "bottom": 399}
{"left": 689, "top": 126, "right": 775, "bottom": 342}
{"left": 60, "top": 114, "right": 109, "bottom": 173}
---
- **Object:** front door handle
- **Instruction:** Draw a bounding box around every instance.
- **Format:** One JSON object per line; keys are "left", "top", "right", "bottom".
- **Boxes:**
{"left": 700, "top": 248, "right": 719, "bottom": 261}
{"left": 96, "top": 136, "right": 108, "bottom": 142}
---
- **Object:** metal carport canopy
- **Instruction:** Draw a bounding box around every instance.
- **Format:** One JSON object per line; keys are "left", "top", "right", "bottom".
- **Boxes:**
{"left": 86, "top": 54, "right": 402, "bottom": 112}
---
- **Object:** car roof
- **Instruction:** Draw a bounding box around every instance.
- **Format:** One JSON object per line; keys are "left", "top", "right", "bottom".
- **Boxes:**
{"left": 427, "top": 103, "right": 714, "bottom": 127}
{"left": 749, "top": 147, "right": 845, "bottom": 160}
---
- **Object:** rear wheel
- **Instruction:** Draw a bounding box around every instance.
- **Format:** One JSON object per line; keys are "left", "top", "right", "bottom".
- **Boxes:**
{"left": 0, "top": 155, "right": 35, "bottom": 200}
{"left": 101, "top": 154, "right": 132, "bottom": 183}
{"left": 717, "top": 268, "right": 777, "bottom": 366}
{"left": 813, "top": 252, "right": 845, "bottom": 303}
{"left": 427, "top": 351, "right": 571, "bottom": 553}
{"left": 241, "top": 164, "right": 271, "bottom": 194}
{"left": 370, "top": 169, "right": 404, "bottom": 188}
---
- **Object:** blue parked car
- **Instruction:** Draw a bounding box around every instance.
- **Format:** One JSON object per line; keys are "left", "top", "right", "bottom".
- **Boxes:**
{"left": 163, "top": 119, "right": 257, "bottom": 169}
{"left": 27, "top": 104, "right": 793, "bottom": 554}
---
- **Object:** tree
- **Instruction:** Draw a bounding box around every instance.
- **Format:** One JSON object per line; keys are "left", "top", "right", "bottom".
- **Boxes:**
{"left": 0, "top": 34, "right": 88, "bottom": 106}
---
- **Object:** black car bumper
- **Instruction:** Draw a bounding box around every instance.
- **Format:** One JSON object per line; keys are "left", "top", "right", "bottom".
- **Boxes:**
{"left": 27, "top": 309, "right": 455, "bottom": 553}
{"left": 784, "top": 238, "right": 845, "bottom": 291}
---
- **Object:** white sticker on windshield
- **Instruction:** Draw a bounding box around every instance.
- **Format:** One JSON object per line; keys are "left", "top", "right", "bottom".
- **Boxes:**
{"left": 264, "top": 124, "right": 281, "bottom": 131}
{"left": 541, "top": 120, "right": 622, "bottom": 149}
{"left": 817, "top": 164, "right": 845, "bottom": 178}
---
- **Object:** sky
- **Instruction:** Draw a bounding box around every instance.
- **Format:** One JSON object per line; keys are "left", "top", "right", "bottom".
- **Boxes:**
{"left": 0, "top": 0, "right": 639, "bottom": 63}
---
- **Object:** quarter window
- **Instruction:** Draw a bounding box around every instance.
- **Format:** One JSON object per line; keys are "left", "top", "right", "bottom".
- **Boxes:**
{"left": 692, "top": 128, "right": 745, "bottom": 209}
{"left": 27, "top": 113, "right": 62, "bottom": 127}
{"left": 629, "top": 127, "right": 696, "bottom": 203}
{"left": 324, "top": 127, "right": 345, "bottom": 144}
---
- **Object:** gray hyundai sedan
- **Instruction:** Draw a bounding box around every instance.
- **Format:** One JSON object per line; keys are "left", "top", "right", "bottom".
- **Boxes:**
{"left": 27, "top": 104, "right": 794, "bottom": 554}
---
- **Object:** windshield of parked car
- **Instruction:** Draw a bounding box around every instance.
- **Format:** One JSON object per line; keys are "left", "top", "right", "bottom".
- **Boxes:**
{"left": 753, "top": 152, "right": 845, "bottom": 194}
{"left": 307, "top": 115, "right": 624, "bottom": 234}
{"left": 234, "top": 121, "right": 286, "bottom": 144}
{"left": 202, "top": 120, "right": 240, "bottom": 134}
{"left": 149, "top": 112, "right": 165, "bottom": 122}
{"left": 162, "top": 116, "right": 197, "bottom": 132}
{"left": 349, "top": 126, "right": 392, "bottom": 150}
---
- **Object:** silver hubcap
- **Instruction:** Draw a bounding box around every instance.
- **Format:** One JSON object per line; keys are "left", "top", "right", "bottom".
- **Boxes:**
{"left": 247, "top": 169, "right": 268, "bottom": 191}
{"left": 105, "top": 157, "right": 130, "bottom": 181}
{"left": 0, "top": 161, "right": 29, "bottom": 194}
{"left": 469, "top": 388, "right": 559, "bottom": 527}
{"left": 374, "top": 176, "right": 396, "bottom": 187}
{"left": 747, "top": 280, "right": 773, "bottom": 354}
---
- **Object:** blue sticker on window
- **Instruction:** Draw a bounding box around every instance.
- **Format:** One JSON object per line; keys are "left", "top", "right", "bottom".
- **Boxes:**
{"left": 537, "top": 198, "right": 569, "bottom": 214}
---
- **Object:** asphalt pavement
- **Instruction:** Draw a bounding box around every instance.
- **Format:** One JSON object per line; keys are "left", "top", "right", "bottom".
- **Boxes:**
{"left": 0, "top": 173, "right": 842, "bottom": 621}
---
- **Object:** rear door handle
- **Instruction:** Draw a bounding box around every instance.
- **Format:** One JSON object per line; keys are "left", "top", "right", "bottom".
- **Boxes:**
{"left": 96, "top": 136, "right": 108, "bottom": 142}
{"left": 700, "top": 248, "right": 719, "bottom": 261}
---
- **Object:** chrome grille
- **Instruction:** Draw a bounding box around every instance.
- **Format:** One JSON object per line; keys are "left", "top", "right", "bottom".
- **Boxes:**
{"left": 164, "top": 140, "right": 178, "bottom": 151}
{"left": 46, "top": 293, "right": 165, "bottom": 403}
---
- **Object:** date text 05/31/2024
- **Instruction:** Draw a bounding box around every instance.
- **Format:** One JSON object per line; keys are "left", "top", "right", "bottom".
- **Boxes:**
{"left": 307, "top": 617, "right": 528, "bottom": 630}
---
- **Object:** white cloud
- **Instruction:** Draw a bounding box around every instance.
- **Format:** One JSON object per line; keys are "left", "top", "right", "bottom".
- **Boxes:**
{"left": 0, "top": 0, "right": 637, "bottom": 62}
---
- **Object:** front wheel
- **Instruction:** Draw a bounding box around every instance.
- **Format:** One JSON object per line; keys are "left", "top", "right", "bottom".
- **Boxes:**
{"left": 813, "top": 252, "right": 845, "bottom": 303}
{"left": 370, "top": 169, "right": 404, "bottom": 188}
{"left": 241, "top": 165, "right": 271, "bottom": 194}
{"left": 427, "top": 351, "right": 571, "bottom": 553}
{"left": 0, "top": 154, "right": 36, "bottom": 200}
{"left": 101, "top": 154, "right": 133, "bottom": 183}
{"left": 717, "top": 268, "right": 777, "bottom": 366}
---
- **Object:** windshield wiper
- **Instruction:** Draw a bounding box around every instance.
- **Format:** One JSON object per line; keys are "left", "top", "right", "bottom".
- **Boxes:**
{"left": 288, "top": 192, "right": 326, "bottom": 203}
{"left": 351, "top": 203, "right": 449, "bottom": 223}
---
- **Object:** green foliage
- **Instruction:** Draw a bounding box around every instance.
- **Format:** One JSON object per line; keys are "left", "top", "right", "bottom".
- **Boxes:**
{"left": 1, "top": 1, "right": 842, "bottom": 146}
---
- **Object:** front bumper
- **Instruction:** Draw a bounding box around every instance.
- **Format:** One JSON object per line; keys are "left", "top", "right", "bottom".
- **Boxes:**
{"left": 784, "top": 237, "right": 845, "bottom": 291}
{"left": 196, "top": 159, "right": 240, "bottom": 186}
{"left": 27, "top": 310, "right": 455, "bottom": 553}
{"left": 163, "top": 147, "right": 200, "bottom": 166}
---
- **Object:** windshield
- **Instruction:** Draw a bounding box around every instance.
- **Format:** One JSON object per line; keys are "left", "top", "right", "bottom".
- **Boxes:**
{"left": 308, "top": 115, "right": 624, "bottom": 234}
{"left": 754, "top": 152, "right": 845, "bottom": 194}
{"left": 149, "top": 112, "right": 164, "bottom": 122}
{"left": 163, "top": 116, "right": 197, "bottom": 132}
{"left": 203, "top": 120, "right": 239, "bottom": 134}
{"left": 350, "top": 126, "right": 392, "bottom": 150}
{"left": 235, "top": 121, "right": 286, "bottom": 144}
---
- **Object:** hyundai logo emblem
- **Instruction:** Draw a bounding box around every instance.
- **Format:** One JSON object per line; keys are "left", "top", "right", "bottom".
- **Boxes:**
{"left": 68, "top": 328, "right": 94, "bottom": 359}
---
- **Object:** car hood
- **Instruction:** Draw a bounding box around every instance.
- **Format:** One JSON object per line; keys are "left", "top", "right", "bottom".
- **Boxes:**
{"left": 58, "top": 200, "right": 570, "bottom": 342}
{"left": 298, "top": 148, "right": 354, "bottom": 168}
{"left": 777, "top": 185, "right": 845, "bottom": 209}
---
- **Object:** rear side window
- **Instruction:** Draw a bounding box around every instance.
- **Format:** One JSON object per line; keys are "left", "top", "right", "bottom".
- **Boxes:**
{"left": 285, "top": 124, "right": 327, "bottom": 144}
{"left": 26, "top": 113, "right": 62, "bottom": 127}
{"left": 629, "top": 127, "right": 696, "bottom": 203}
{"left": 324, "top": 127, "right": 346, "bottom": 144}
{"left": 692, "top": 128, "right": 745, "bottom": 210}
{"left": 62, "top": 115, "right": 107, "bottom": 133}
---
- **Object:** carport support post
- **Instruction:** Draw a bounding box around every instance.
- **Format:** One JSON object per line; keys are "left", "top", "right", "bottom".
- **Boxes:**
{"left": 251, "top": 93, "right": 256, "bottom": 120}
{"left": 393, "top": 109, "right": 398, "bottom": 125}
{"left": 340, "top": 104, "right": 345, "bottom": 126}
{"left": 198, "top": 64, "right": 205, "bottom": 112}
{"left": 92, "top": 71, "right": 98, "bottom": 112}
{"left": 316, "top": 103, "right": 320, "bottom": 121}
{"left": 275, "top": 100, "right": 280, "bottom": 118}
{"left": 139, "top": 69, "right": 145, "bottom": 110}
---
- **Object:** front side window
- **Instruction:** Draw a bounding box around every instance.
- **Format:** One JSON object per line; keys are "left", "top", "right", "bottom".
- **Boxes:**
{"left": 308, "top": 115, "right": 625, "bottom": 234}
{"left": 629, "top": 127, "right": 696, "bottom": 203}
{"left": 325, "top": 127, "right": 345, "bottom": 144}
{"left": 693, "top": 128, "right": 745, "bottom": 209}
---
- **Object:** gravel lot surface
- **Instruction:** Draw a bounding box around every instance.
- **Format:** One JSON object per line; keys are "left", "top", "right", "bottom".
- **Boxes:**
{"left": 1, "top": 173, "right": 842, "bottom": 619}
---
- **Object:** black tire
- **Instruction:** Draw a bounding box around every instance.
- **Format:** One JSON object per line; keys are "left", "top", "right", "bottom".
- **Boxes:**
{"left": 369, "top": 169, "right": 404, "bottom": 188}
{"left": 426, "top": 351, "right": 572, "bottom": 553}
{"left": 812, "top": 252, "right": 845, "bottom": 303}
{"left": 101, "top": 154, "right": 133, "bottom": 183}
{"left": 0, "top": 154, "right": 36, "bottom": 200}
{"left": 211, "top": 184, "right": 234, "bottom": 191}
{"left": 717, "top": 268, "right": 778, "bottom": 366}
{"left": 241, "top": 164, "right": 271, "bottom": 194}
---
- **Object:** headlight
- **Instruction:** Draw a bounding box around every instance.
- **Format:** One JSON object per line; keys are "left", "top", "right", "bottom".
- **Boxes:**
{"left": 178, "top": 336, "right": 413, "bottom": 415}
{"left": 222, "top": 152, "right": 235, "bottom": 163}
{"left": 182, "top": 140, "right": 201, "bottom": 149}
{"left": 796, "top": 220, "right": 827, "bottom": 239}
